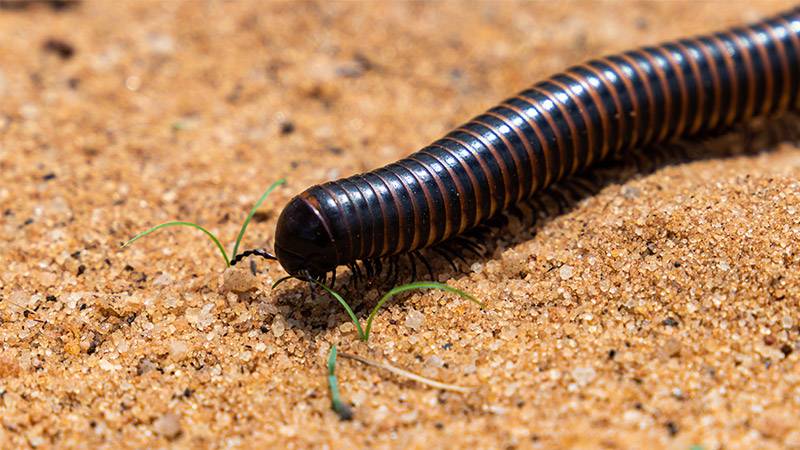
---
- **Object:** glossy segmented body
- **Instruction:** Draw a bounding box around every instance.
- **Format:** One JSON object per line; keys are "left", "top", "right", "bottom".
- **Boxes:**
{"left": 272, "top": 7, "right": 800, "bottom": 280}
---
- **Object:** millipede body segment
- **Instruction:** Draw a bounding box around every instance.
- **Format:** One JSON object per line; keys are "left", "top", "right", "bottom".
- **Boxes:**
{"left": 273, "top": 7, "right": 800, "bottom": 280}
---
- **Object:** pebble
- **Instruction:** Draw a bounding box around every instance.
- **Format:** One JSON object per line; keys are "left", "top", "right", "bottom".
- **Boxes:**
{"left": 168, "top": 340, "right": 189, "bottom": 361}
{"left": 425, "top": 355, "right": 445, "bottom": 368}
{"left": 571, "top": 366, "right": 596, "bottom": 386}
{"left": 221, "top": 266, "right": 259, "bottom": 293}
{"left": 499, "top": 327, "right": 518, "bottom": 341}
{"left": 271, "top": 315, "right": 286, "bottom": 338}
{"left": 98, "top": 359, "right": 115, "bottom": 371}
{"left": 147, "top": 33, "right": 175, "bottom": 55}
{"left": 153, "top": 413, "right": 182, "bottom": 440}
{"left": 404, "top": 309, "right": 425, "bottom": 330}
{"left": 2, "top": 3, "right": 799, "bottom": 449}
{"left": 621, "top": 185, "right": 641, "bottom": 199}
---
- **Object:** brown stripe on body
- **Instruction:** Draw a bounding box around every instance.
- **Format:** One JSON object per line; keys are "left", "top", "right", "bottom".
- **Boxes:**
{"left": 598, "top": 58, "right": 643, "bottom": 150}
{"left": 726, "top": 31, "right": 758, "bottom": 120}
{"left": 560, "top": 71, "right": 610, "bottom": 162}
{"left": 485, "top": 108, "right": 549, "bottom": 191}
{"left": 457, "top": 126, "right": 520, "bottom": 208}
{"left": 396, "top": 160, "right": 439, "bottom": 248}
{"left": 371, "top": 172, "right": 408, "bottom": 255}
{"left": 408, "top": 155, "right": 455, "bottom": 244}
{"left": 471, "top": 118, "right": 531, "bottom": 203}
{"left": 655, "top": 46, "right": 690, "bottom": 136}
{"left": 617, "top": 53, "right": 658, "bottom": 146}
{"left": 708, "top": 35, "right": 741, "bottom": 126}
{"left": 745, "top": 26, "right": 776, "bottom": 115}
{"left": 430, "top": 143, "right": 485, "bottom": 230}
{"left": 692, "top": 38, "right": 725, "bottom": 129}
{"left": 502, "top": 99, "right": 563, "bottom": 184}
{"left": 674, "top": 42, "right": 706, "bottom": 134}
{"left": 761, "top": 22, "right": 792, "bottom": 112}
{"left": 636, "top": 49, "right": 675, "bottom": 142}
{"left": 353, "top": 175, "right": 387, "bottom": 258}
{"left": 548, "top": 78, "right": 599, "bottom": 169}
{"left": 576, "top": 64, "right": 626, "bottom": 156}
{"left": 441, "top": 136, "right": 499, "bottom": 219}
{"left": 528, "top": 86, "right": 582, "bottom": 176}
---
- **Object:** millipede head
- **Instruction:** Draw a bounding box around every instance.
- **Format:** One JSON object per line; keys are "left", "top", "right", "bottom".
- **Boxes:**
{"left": 274, "top": 195, "right": 338, "bottom": 279}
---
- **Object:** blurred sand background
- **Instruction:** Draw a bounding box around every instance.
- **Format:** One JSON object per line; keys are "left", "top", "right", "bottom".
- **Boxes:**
{"left": 1, "top": 1, "right": 799, "bottom": 448}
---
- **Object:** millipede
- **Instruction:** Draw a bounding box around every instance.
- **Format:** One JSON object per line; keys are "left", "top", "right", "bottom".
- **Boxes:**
{"left": 232, "top": 7, "right": 800, "bottom": 286}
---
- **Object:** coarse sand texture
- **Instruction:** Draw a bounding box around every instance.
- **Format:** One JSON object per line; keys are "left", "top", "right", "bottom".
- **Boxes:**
{"left": 1, "top": 1, "right": 799, "bottom": 449}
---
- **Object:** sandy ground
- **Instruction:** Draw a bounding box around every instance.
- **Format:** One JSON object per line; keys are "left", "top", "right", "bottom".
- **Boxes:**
{"left": 1, "top": 1, "right": 800, "bottom": 449}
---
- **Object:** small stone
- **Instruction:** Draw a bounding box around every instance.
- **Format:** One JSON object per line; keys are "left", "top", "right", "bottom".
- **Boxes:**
{"left": 64, "top": 341, "right": 81, "bottom": 356}
{"left": 271, "top": 315, "right": 286, "bottom": 338}
{"left": 499, "top": 327, "right": 518, "bottom": 341}
{"left": 571, "top": 366, "right": 596, "bottom": 386}
{"left": 98, "top": 359, "right": 115, "bottom": 371}
{"left": 621, "top": 185, "right": 641, "bottom": 199}
{"left": 425, "top": 355, "right": 445, "bottom": 368}
{"left": 153, "top": 272, "right": 172, "bottom": 286}
{"left": 222, "top": 266, "right": 259, "bottom": 293}
{"left": 405, "top": 309, "right": 425, "bottom": 330}
{"left": 37, "top": 271, "right": 57, "bottom": 287}
{"left": 559, "top": 265, "right": 574, "bottom": 280}
{"left": 147, "top": 33, "right": 175, "bottom": 55}
{"left": 662, "top": 317, "right": 679, "bottom": 327}
{"left": 186, "top": 303, "right": 215, "bottom": 330}
{"left": 153, "top": 413, "right": 182, "bottom": 440}
{"left": 136, "top": 357, "right": 157, "bottom": 376}
{"left": 168, "top": 340, "right": 189, "bottom": 361}
{"left": 660, "top": 338, "right": 682, "bottom": 358}
{"left": 161, "top": 191, "right": 177, "bottom": 203}
{"left": 66, "top": 293, "right": 82, "bottom": 309}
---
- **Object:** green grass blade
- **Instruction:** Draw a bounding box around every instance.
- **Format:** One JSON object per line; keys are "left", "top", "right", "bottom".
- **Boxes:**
{"left": 364, "top": 281, "right": 482, "bottom": 341}
{"left": 327, "top": 344, "right": 338, "bottom": 375}
{"left": 313, "top": 280, "right": 366, "bottom": 341}
{"left": 121, "top": 221, "right": 229, "bottom": 267}
{"left": 231, "top": 178, "right": 285, "bottom": 259}
{"left": 326, "top": 345, "right": 353, "bottom": 420}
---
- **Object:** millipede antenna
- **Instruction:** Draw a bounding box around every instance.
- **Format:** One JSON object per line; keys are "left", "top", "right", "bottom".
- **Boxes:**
{"left": 230, "top": 248, "right": 278, "bottom": 266}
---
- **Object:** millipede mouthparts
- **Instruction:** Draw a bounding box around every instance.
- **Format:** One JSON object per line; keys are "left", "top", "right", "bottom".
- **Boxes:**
{"left": 238, "top": 7, "right": 800, "bottom": 285}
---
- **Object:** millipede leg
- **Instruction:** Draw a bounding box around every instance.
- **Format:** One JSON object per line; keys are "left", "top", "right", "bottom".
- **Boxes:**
{"left": 408, "top": 252, "right": 418, "bottom": 282}
{"left": 309, "top": 279, "right": 318, "bottom": 297}
{"left": 417, "top": 252, "right": 435, "bottom": 281}
{"left": 545, "top": 188, "right": 570, "bottom": 214}
{"left": 439, "top": 245, "right": 467, "bottom": 266}
{"left": 455, "top": 237, "right": 482, "bottom": 258}
{"left": 363, "top": 259, "right": 374, "bottom": 278}
{"left": 508, "top": 205, "right": 525, "bottom": 222}
{"left": 431, "top": 248, "right": 458, "bottom": 273}
{"left": 347, "top": 262, "right": 363, "bottom": 287}
{"left": 353, "top": 261, "right": 364, "bottom": 282}
{"left": 389, "top": 256, "right": 400, "bottom": 287}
